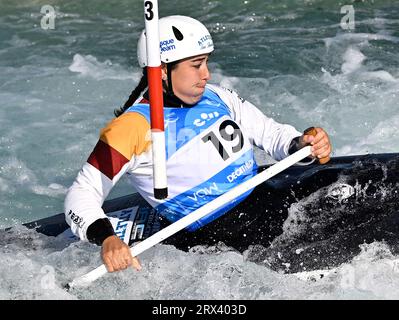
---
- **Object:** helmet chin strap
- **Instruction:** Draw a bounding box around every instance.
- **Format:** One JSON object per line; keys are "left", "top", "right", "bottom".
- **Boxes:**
{"left": 166, "top": 63, "right": 174, "bottom": 95}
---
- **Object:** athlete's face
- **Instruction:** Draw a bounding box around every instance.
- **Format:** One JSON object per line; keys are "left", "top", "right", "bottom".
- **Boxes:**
{"left": 163, "top": 54, "right": 211, "bottom": 105}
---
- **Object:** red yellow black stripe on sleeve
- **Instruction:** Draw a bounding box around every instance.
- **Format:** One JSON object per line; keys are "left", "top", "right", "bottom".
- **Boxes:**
{"left": 87, "top": 112, "right": 151, "bottom": 180}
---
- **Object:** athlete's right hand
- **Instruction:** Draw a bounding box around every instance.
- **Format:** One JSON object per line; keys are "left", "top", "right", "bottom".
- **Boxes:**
{"left": 101, "top": 235, "right": 142, "bottom": 272}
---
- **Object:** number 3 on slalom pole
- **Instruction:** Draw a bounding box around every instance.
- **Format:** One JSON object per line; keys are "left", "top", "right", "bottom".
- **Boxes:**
{"left": 144, "top": 1, "right": 154, "bottom": 20}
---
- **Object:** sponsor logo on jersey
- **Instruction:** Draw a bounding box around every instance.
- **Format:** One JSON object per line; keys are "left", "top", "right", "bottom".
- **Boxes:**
{"left": 193, "top": 112, "right": 220, "bottom": 127}
{"left": 227, "top": 159, "right": 254, "bottom": 183}
{"left": 67, "top": 209, "right": 85, "bottom": 228}
{"left": 187, "top": 182, "right": 220, "bottom": 202}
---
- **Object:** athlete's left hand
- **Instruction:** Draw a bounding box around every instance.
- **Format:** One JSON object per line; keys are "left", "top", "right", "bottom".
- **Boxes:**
{"left": 300, "top": 127, "right": 332, "bottom": 160}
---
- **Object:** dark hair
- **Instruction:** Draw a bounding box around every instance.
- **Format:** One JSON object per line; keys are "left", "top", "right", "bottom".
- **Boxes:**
{"left": 114, "top": 67, "right": 148, "bottom": 117}
{"left": 114, "top": 62, "right": 181, "bottom": 117}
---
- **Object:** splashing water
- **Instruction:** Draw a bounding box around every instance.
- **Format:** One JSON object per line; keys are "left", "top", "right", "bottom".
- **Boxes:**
{"left": 1, "top": 0, "right": 399, "bottom": 299}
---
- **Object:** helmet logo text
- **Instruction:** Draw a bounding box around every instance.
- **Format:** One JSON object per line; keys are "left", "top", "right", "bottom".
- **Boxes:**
{"left": 198, "top": 35, "right": 213, "bottom": 49}
{"left": 160, "top": 39, "right": 176, "bottom": 53}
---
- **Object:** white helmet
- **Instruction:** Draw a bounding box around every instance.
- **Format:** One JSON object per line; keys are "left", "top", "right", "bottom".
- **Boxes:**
{"left": 137, "top": 15, "right": 214, "bottom": 67}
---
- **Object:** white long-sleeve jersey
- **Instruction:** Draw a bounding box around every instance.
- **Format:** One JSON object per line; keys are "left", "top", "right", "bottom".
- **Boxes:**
{"left": 64, "top": 84, "right": 302, "bottom": 240}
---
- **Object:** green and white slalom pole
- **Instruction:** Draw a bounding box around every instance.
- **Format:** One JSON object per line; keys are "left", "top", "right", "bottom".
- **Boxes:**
{"left": 144, "top": 0, "right": 168, "bottom": 199}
